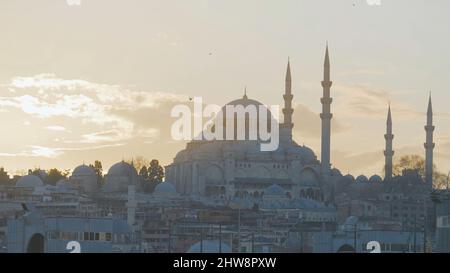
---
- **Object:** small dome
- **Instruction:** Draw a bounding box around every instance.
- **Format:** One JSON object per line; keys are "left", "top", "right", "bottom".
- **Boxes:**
{"left": 107, "top": 161, "right": 137, "bottom": 177}
{"left": 16, "top": 175, "right": 44, "bottom": 188}
{"left": 343, "top": 174, "right": 355, "bottom": 182}
{"left": 187, "top": 240, "right": 231, "bottom": 253}
{"left": 355, "top": 175, "right": 369, "bottom": 183}
{"left": 264, "top": 184, "right": 285, "bottom": 196}
{"left": 331, "top": 168, "right": 342, "bottom": 176}
{"left": 344, "top": 216, "right": 359, "bottom": 226}
{"left": 154, "top": 182, "right": 177, "bottom": 195}
{"left": 56, "top": 179, "right": 75, "bottom": 190}
{"left": 103, "top": 161, "right": 139, "bottom": 193}
{"left": 369, "top": 175, "right": 383, "bottom": 183}
{"left": 72, "top": 164, "right": 96, "bottom": 177}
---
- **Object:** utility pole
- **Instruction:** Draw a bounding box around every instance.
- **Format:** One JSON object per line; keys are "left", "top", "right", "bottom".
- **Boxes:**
{"left": 238, "top": 207, "right": 241, "bottom": 253}
{"left": 168, "top": 220, "right": 172, "bottom": 253}
{"left": 300, "top": 230, "right": 304, "bottom": 253}
{"left": 219, "top": 224, "right": 222, "bottom": 254}
{"left": 251, "top": 232, "right": 255, "bottom": 253}
{"left": 423, "top": 197, "right": 428, "bottom": 253}
{"left": 413, "top": 214, "right": 417, "bottom": 253}
{"left": 200, "top": 229, "right": 203, "bottom": 253}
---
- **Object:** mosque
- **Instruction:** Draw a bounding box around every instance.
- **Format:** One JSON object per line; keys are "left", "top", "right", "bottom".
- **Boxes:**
{"left": 164, "top": 45, "right": 436, "bottom": 204}
{"left": 165, "top": 47, "right": 335, "bottom": 202}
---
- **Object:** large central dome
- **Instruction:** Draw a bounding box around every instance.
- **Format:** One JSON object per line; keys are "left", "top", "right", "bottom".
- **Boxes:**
{"left": 196, "top": 94, "right": 276, "bottom": 143}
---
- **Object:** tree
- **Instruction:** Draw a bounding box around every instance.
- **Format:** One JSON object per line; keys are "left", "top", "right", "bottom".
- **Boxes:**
{"left": 46, "top": 168, "right": 67, "bottom": 185}
{"left": 146, "top": 159, "right": 164, "bottom": 192}
{"left": 391, "top": 154, "right": 449, "bottom": 189}
{"left": 148, "top": 159, "right": 164, "bottom": 183}
{"left": 393, "top": 155, "right": 426, "bottom": 177}
{"left": 0, "top": 167, "right": 10, "bottom": 184}
{"left": 89, "top": 160, "right": 103, "bottom": 186}
{"left": 139, "top": 165, "right": 149, "bottom": 192}
{"left": 30, "top": 168, "right": 45, "bottom": 179}
{"left": 139, "top": 166, "right": 149, "bottom": 180}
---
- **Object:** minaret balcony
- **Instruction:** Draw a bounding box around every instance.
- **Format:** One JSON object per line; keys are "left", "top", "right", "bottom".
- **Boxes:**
{"left": 320, "top": 113, "right": 333, "bottom": 119}
{"left": 283, "top": 94, "right": 293, "bottom": 100}
{"left": 425, "top": 125, "right": 435, "bottom": 131}
{"left": 321, "top": 81, "right": 333, "bottom": 88}
{"left": 321, "top": 97, "right": 333, "bottom": 104}
{"left": 424, "top": 143, "right": 435, "bottom": 149}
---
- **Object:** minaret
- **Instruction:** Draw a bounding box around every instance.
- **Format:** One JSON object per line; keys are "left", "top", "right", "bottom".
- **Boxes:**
{"left": 384, "top": 105, "right": 394, "bottom": 180}
{"left": 320, "top": 44, "right": 333, "bottom": 173}
{"left": 282, "top": 59, "right": 294, "bottom": 139}
{"left": 424, "top": 94, "right": 434, "bottom": 186}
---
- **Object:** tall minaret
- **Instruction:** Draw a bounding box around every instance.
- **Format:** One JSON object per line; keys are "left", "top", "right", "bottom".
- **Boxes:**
{"left": 282, "top": 59, "right": 294, "bottom": 140}
{"left": 424, "top": 94, "right": 435, "bottom": 186}
{"left": 384, "top": 105, "right": 394, "bottom": 180}
{"left": 320, "top": 44, "right": 333, "bottom": 173}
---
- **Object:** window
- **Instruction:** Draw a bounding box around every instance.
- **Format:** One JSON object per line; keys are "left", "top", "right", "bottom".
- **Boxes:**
{"left": 89, "top": 232, "right": 95, "bottom": 241}
{"left": 95, "top": 233, "right": 100, "bottom": 241}
{"left": 84, "top": 232, "right": 89, "bottom": 241}
{"left": 106, "top": 233, "right": 112, "bottom": 241}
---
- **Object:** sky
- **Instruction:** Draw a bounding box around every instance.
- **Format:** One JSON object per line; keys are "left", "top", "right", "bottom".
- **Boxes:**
{"left": 0, "top": 0, "right": 449, "bottom": 177}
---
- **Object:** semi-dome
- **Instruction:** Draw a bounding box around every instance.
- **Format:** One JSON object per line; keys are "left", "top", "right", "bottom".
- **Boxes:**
{"left": 369, "top": 175, "right": 383, "bottom": 183}
{"left": 287, "top": 145, "right": 317, "bottom": 162}
{"left": 154, "top": 182, "right": 177, "bottom": 196}
{"left": 356, "top": 175, "right": 369, "bottom": 183}
{"left": 72, "top": 164, "right": 96, "bottom": 177}
{"left": 187, "top": 240, "right": 231, "bottom": 253}
{"left": 264, "top": 184, "right": 285, "bottom": 196}
{"left": 16, "top": 175, "right": 44, "bottom": 188}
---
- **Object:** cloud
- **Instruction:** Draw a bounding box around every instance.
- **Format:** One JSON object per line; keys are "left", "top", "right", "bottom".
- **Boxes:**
{"left": 0, "top": 143, "right": 127, "bottom": 159}
{"left": 0, "top": 74, "right": 188, "bottom": 143}
{"left": 333, "top": 83, "right": 422, "bottom": 120}
{"left": 337, "top": 68, "right": 386, "bottom": 77}
{"left": 292, "top": 103, "right": 349, "bottom": 138}
{"left": 0, "top": 74, "right": 188, "bottom": 168}
{"left": 45, "top": 125, "right": 69, "bottom": 132}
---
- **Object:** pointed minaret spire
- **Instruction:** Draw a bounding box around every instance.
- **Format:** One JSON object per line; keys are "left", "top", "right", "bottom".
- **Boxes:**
{"left": 282, "top": 58, "right": 294, "bottom": 131}
{"left": 424, "top": 93, "right": 435, "bottom": 187}
{"left": 286, "top": 57, "right": 292, "bottom": 83}
{"left": 321, "top": 43, "right": 333, "bottom": 174}
{"left": 384, "top": 104, "right": 394, "bottom": 180}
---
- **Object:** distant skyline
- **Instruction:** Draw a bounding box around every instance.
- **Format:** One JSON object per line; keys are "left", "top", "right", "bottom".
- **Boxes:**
{"left": 0, "top": 0, "right": 450, "bottom": 177}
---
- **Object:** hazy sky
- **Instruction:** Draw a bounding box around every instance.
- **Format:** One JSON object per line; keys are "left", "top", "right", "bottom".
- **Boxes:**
{"left": 0, "top": 0, "right": 449, "bottom": 177}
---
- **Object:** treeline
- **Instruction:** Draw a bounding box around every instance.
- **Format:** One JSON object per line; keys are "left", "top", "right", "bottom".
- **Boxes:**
{"left": 0, "top": 157, "right": 165, "bottom": 193}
